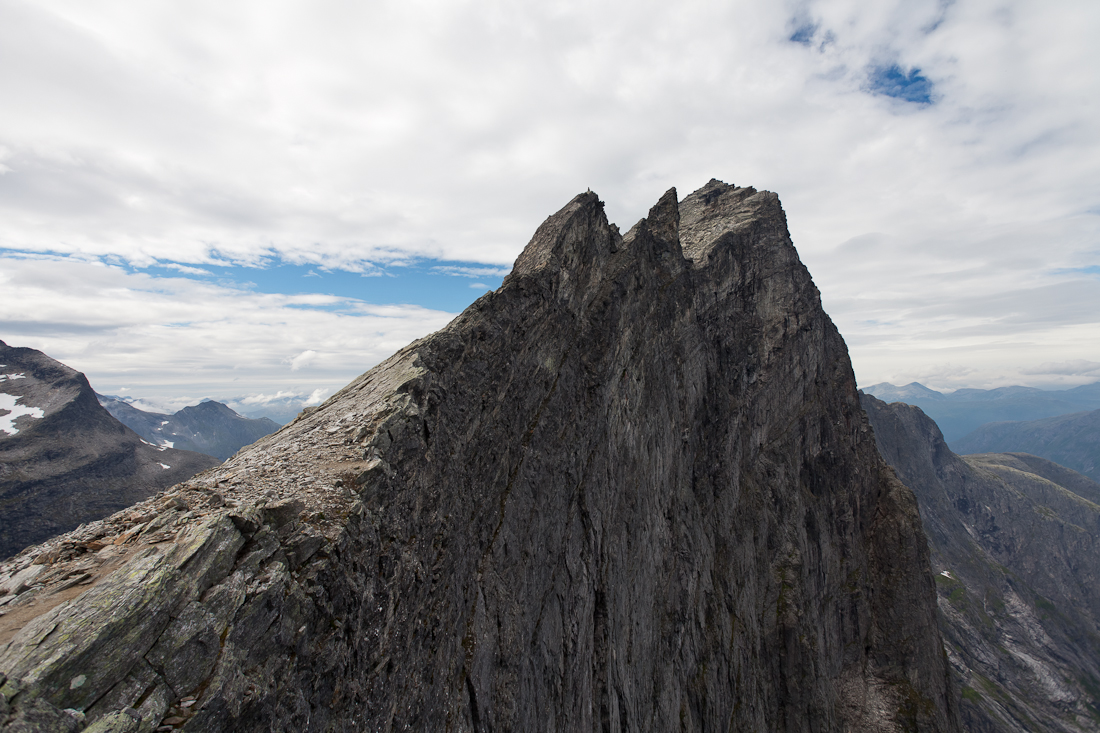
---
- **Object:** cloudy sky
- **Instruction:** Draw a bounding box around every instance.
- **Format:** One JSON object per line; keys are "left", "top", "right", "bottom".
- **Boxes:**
{"left": 2, "top": 0, "right": 1098, "bottom": 419}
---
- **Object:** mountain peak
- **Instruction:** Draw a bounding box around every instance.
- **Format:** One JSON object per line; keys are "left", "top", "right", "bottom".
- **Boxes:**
{"left": 0, "top": 342, "right": 219, "bottom": 559}
{"left": 0, "top": 182, "right": 960, "bottom": 732}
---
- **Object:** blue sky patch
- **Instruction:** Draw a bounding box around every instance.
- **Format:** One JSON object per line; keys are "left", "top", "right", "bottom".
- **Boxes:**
{"left": 143, "top": 259, "right": 511, "bottom": 313}
{"left": 789, "top": 23, "right": 817, "bottom": 45}
{"left": 0, "top": 248, "right": 509, "bottom": 314}
{"left": 1051, "top": 265, "right": 1100, "bottom": 278}
{"left": 866, "top": 65, "right": 934, "bottom": 104}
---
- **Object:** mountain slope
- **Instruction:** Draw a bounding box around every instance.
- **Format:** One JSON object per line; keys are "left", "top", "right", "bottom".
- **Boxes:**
{"left": 861, "top": 382, "right": 1100, "bottom": 444}
{"left": 954, "top": 410, "right": 1100, "bottom": 483}
{"left": 0, "top": 342, "right": 221, "bottom": 560}
{"left": 0, "top": 182, "right": 958, "bottom": 732}
{"left": 861, "top": 393, "right": 1100, "bottom": 732}
{"left": 98, "top": 396, "right": 279, "bottom": 461}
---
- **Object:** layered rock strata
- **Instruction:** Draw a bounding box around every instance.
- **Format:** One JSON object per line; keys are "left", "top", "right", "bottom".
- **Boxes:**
{"left": 0, "top": 181, "right": 959, "bottom": 732}
{"left": 862, "top": 393, "right": 1100, "bottom": 732}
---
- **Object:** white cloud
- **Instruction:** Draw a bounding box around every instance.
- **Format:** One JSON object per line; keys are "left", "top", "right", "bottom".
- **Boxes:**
{"left": 432, "top": 265, "right": 512, "bottom": 279}
{"left": 289, "top": 349, "right": 317, "bottom": 371}
{"left": 238, "top": 390, "right": 305, "bottom": 406}
{"left": 303, "top": 388, "right": 328, "bottom": 406}
{"left": 0, "top": 254, "right": 455, "bottom": 408}
{"left": 0, "top": 0, "right": 1097, "bottom": 392}
{"left": 162, "top": 263, "right": 211, "bottom": 276}
{"left": 1021, "top": 360, "right": 1100, "bottom": 378}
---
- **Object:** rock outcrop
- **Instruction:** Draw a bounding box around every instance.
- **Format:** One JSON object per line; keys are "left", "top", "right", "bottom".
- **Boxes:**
{"left": 862, "top": 393, "right": 1100, "bottom": 732}
{"left": 97, "top": 396, "right": 280, "bottom": 461}
{"left": 0, "top": 342, "right": 220, "bottom": 560}
{"left": 0, "top": 182, "right": 959, "bottom": 732}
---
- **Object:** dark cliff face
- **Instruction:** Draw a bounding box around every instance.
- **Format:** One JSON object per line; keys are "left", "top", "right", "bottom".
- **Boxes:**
{"left": 0, "top": 182, "right": 959, "bottom": 732}
{"left": 0, "top": 342, "right": 220, "bottom": 560}
{"left": 861, "top": 393, "right": 1100, "bottom": 732}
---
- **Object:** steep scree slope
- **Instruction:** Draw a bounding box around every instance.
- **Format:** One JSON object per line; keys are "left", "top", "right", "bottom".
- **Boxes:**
{"left": 0, "top": 342, "right": 220, "bottom": 560}
{"left": 0, "top": 182, "right": 958, "bottom": 732}
{"left": 862, "top": 393, "right": 1100, "bottom": 732}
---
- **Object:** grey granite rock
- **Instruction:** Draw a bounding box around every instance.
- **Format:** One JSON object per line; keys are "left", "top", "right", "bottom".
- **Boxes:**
{"left": 0, "top": 181, "right": 959, "bottom": 732}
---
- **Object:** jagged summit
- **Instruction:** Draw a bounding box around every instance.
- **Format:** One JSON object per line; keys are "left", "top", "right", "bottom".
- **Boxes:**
{"left": 0, "top": 183, "right": 959, "bottom": 732}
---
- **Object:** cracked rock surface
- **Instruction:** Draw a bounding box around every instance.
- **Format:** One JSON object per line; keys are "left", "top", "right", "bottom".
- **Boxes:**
{"left": 1, "top": 181, "right": 959, "bottom": 732}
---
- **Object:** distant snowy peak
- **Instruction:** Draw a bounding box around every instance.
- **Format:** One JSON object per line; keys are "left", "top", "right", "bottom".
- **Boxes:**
{"left": 0, "top": 339, "right": 220, "bottom": 559}
{"left": 0, "top": 343, "right": 84, "bottom": 438}
{"left": 97, "top": 393, "right": 279, "bottom": 461}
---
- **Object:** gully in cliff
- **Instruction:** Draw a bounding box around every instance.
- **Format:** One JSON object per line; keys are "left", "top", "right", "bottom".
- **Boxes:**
{"left": 0, "top": 180, "right": 961, "bottom": 732}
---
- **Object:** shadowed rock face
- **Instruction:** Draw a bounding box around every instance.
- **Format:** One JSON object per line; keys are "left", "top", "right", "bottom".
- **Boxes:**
{"left": 861, "top": 393, "right": 1100, "bottom": 732}
{"left": 0, "top": 342, "right": 220, "bottom": 560}
{"left": 0, "top": 181, "right": 959, "bottom": 732}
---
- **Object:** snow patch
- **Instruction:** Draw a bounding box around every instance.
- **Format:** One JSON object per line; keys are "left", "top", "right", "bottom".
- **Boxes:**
{"left": 158, "top": 463, "right": 171, "bottom": 470}
{"left": 160, "top": 440, "right": 174, "bottom": 449}
{"left": 0, "top": 393, "right": 44, "bottom": 436}
{"left": 0, "top": 373, "right": 27, "bottom": 382}
{"left": 940, "top": 570, "right": 953, "bottom": 579}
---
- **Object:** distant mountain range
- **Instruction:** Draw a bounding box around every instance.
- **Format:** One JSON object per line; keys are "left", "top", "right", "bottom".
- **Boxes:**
{"left": 862, "top": 393, "right": 1100, "bottom": 732}
{"left": 861, "top": 380, "right": 1100, "bottom": 444}
{"left": 0, "top": 340, "right": 220, "bottom": 559}
{"left": 954, "top": 409, "right": 1100, "bottom": 483}
{"left": 97, "top": 395, "right": 280, "bottom": 461}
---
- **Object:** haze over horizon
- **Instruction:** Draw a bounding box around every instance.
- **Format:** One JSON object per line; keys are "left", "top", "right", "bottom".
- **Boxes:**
{"left": 2, "top": 0, "right": 1098, "bottom": 414}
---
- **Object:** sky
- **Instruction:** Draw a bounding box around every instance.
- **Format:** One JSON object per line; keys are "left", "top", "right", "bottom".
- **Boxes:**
{"left": 1, "top": 0, "right": 1099, "bottom": 420}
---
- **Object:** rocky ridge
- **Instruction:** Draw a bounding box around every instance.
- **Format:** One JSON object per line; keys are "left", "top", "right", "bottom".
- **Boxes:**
{"left": 861, "top": 393, "right": 1100, "bottom": 732}
{"left": 1, "top": 181, "right": 959, "bottom": 732}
